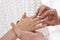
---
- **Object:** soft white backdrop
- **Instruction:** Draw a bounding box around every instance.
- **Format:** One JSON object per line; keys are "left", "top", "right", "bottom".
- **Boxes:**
{"left": 0, "top": 0, "right": 60, "bottom": 40}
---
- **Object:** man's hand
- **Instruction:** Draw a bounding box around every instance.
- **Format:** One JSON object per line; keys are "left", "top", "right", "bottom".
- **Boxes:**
{"left": 11, "top": 23, "right": 47, "bottom": 40}
{"left": 37, "top": 5, "right": 59, "bottom": 26}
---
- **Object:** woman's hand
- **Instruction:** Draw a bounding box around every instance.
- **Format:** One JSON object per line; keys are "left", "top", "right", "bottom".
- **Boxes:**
{"left": 11, "top": 12, "right": 47, "bottom": 31}
{"left": 37, "top": 5, "right": 59, "bottom": 26}
{"left": 11, "top": 23, "right": 47, "bottom": 40}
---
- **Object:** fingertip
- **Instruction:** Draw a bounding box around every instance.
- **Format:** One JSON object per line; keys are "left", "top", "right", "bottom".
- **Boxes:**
{"left": 11, "top": 23, "right": 17, "bottom": 30}
{"left": 16, "top": 20, "right": 19, "bottom": 24}
{"left": 22, "top": 12, "right": 27, "bottom": 18}
{"left": 11, "top": 23, "right": 14, "bottom": 27}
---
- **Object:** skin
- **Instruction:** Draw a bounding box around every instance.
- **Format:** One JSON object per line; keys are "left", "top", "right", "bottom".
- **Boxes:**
{"left": 15, "top": 12, "right": 47, "bottom": 31}
{"left": 58, "top": 17, "right": 60, "bottom": 24}
{"left": 36, "top": 5, "right": 59, "bottom": 26}
{"left": 11, "top": 23, "right": 47, "bottom": 40}
{"left": 12, "top": 5, "right": 60, "bottom": 40}
{"left": 0, "top": 6, "right": 47, "bottom": 40}
{"left": 0, "top": 5, "right": 60, "bottom": 40}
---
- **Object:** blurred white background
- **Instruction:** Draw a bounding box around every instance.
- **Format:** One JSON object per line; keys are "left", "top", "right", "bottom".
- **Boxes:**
{"left": 0, "top": 0, "right": 60, "bottom": 40}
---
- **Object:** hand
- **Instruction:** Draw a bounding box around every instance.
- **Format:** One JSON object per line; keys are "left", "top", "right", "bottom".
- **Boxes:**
{"left": 11, "top": 12, "right": 47, "bottom": 31}
{"left": 11, "top": 23, "right": 47, "bottom": 40}
{"left": 37, "top": 5, "right": 59, "bottom": 26}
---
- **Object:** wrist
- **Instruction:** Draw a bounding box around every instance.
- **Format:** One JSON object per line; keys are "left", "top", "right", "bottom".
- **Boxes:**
{"left": 7, "top": 29, "right": 17, "bottom": 40}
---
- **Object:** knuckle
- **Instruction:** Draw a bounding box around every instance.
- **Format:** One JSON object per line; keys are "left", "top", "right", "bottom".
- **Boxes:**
{"left": 41, "top": 5, "right": 50, "bottom": 9}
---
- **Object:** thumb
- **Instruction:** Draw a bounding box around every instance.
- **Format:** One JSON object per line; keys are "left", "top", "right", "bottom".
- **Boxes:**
{"left": 22, "top": 12, "right": 27, "bottom": 18}
{"left": 35, "top": 31, "right": 44, "bottom": 37}
{"left": 11, "top": 23, "right": 22, "bottom": 37}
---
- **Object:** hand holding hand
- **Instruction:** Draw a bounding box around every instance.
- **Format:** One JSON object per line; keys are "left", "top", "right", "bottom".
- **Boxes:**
{"left": 11, "top": 23, "right": 47, "bottom": 40}
{"left": 11, "top": 12, "right": 47, "bottom": 31}
{"left": 37, "top": 5, "right": 59, "bottom": 26}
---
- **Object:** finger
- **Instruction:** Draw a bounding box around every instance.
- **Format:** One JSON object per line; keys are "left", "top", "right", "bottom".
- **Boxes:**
{"left": 35, "top": 31, "right": 44, "bottom": 36}
{"left": 42, "top": 16, "right": 55, "bottom": 26}
{"left": 48, "top": 9, "right": 57, "bottom": 15}
{"left": 41, "top": 16, "right": 49, "bottom": 22}
{"left": 30, "top": 6, "right": 41, "bottom": 18}
{"left": 16, "top": 20, "right": 19, "bottom": 24}
{"left": 52, "top": 9, "right": 58, "bottom": 24}
{"left": 46, "top": 9, "right": 57, "bottom": 20}
{"left": 33, "top": 16, "right": 41, "bottom": 21}
{"left": 34, "top": 31, "right": 40, "bottom": 33}
{"left": 22, "top": 12, "right": 27, "bottom": 18}
{"left": 30, "top": 5, "right": 51, "bottom": 18}
{"left": 34, "top": 20, "right": 45, "bottom": 25}
{"left": 30, "top": 13, "right": 39, "bottom": 18}
{"left": 40, "top": 10, "right": 50, "bottom": 19}
{"left": 38, "top": 5, "right": 50, "bottom": 16}
{"left": 34, "top": 24, "right": 47, "bottom": 30}
{"left": 32, "top": 31, "right": 44, "bottom": 35}
{"left": 41, "top": 16, "right": 48, "bottom": 23}
{"left": 11, "top": 23, "right": 16, "bottom": 27}
{"left": 46, "top": 20, "right": 55, "bottom": 25}
{"left": 11, "top": 23, "right": 22, "bottom": 37}
{"left": 35, "top": 31, "right": 42, "bottom": 34}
